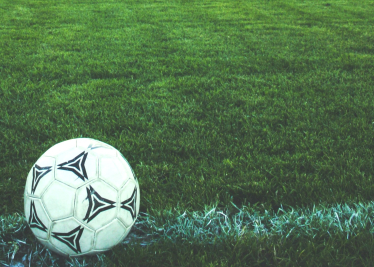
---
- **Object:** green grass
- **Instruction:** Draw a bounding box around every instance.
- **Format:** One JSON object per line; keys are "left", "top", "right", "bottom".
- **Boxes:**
{"left": 1, "top": 0, "right": 374, "bottom": 265}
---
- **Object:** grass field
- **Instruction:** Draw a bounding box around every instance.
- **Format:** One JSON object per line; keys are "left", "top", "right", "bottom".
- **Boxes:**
{"left": 1, "top": 0, "right": 374, "bottom": 265}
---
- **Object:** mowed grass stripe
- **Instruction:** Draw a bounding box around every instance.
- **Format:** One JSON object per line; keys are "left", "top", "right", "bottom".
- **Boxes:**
{"left": 1, "top": 0, "right": 373, "bottom": 215}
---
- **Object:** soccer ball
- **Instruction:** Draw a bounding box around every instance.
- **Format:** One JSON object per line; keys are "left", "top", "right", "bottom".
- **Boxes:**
{"left": 24, "top": 138, "right": 140, "bottom": 257}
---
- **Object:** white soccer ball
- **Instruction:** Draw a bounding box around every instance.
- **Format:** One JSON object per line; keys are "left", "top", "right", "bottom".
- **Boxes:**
{"left": 24, "top": 138, "right": 140, "bottom": 257}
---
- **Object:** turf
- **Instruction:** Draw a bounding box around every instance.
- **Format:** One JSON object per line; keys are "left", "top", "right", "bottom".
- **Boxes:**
{"left": 0, "top": 0, "right": 374, "bottom": 265}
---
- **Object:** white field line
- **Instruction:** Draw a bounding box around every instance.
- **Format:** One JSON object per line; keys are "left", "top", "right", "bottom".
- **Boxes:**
{"left": 1, "top": 201, "right": 374, "bottom": 254}
{"left": 125, "top": 201, "right": 374, "bottom": 246}
{"left": 1, "top": 201, "right": 374, "bottom": 266}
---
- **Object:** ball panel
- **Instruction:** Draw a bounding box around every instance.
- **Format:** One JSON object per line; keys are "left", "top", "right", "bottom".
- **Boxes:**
{"left": 118, "top": 152, "right": 137, "bottom": 180}
{"left": 75, "top": 180, "right": 117, "bottom": 230}
{"left": 42, "top": 181, "right": 76, "bottom": 221}
{"left": 135, "top": 180, "right": 140, "bottom": 219}
{"left": 118, "top": 180, "right": 139, "bottom": 227}
{"left": 50, "top": 218, "right": 94, "bottom": 256}
{"left": 42, "top": 139, "right": 77, "bottom": 157}
{"left": 55, "top": 148, "right": 98, "bottom": 188}
{"left": 37, "top": 237, "right": 68, "bottom": 257}
{"left": 24, "top": 197, "right": 51, "bottom": 240}
{"left": 94, "top": 219, "right": 127, "bottom": 250}
{"left": 76, "top": 138, "right": 116, "bottom": 152}
{"left": 100, "top": 157, "right": 130, "bottom": 190}
{"left": 25, "top": 157, "right": 55, "bottom": 198}
{"left": 120, "top": 225, "right": 132, "bottom": 242}
{"left": 90, "top": 147, "right": 117, "bottom": 158}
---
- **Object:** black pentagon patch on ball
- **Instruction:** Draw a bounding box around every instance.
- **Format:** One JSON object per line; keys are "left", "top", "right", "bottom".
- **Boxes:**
{"left": 83, "top": 185, "right": 116, "bottom": 223}
{"left": 28, "top": 200, "right": 48, "bottom": 232}
{"left": 57, "top": 151, "right": 88, "bottom": 182}
{"left": 52, "top": 226, "right": 84, "bottom": 254}
{"left": 31, "top": 164, "right": 52, "bottom": 194}
{"left": 120, "top": 187, "right": 137, "bottom": 220}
